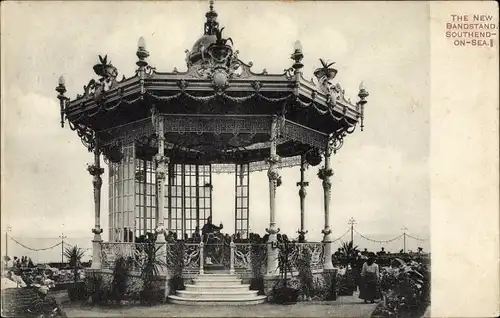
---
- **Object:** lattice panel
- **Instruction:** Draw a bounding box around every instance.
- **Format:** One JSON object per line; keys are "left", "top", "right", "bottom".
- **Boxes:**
{"left": 235, "top": 164, "right": 250, "bottom": 239}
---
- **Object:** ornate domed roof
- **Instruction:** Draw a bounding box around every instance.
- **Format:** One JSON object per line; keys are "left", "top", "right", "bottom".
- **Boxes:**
{"left": 188, "top": 34, "right": 217, "bottom": 64}
{"left": 187, "top": 0, "right": 230, "bottom": 65}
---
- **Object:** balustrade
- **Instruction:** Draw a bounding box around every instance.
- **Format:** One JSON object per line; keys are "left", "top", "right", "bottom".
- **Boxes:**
{"left": 99, "top": 241, "right": 324, "bottom": 275}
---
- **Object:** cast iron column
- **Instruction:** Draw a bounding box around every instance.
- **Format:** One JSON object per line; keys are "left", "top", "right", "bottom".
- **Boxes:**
{"left": 297, "top": 154, "right": 309, "bottom": 239}
{"left": 155, "top": 115, "right": 168, "bottom": 243}
{"left": 266, "top": 116, "right": 280, "bottom": 275}
{"left": 321, "top": 143, "right": 334, "bottom": 270}
{"left": 88, "top": 145, "right": 104, "bottom": 270}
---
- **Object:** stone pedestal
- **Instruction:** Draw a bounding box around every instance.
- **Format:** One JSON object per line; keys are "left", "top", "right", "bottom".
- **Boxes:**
{"left": 266, "top": 234, "right": 279, "bottom": 275}
{"left": 322, "top": 232, "right": 334, "bottom": 270}
{"left": 91, "top": 233, "right": 102, "bottom": 269}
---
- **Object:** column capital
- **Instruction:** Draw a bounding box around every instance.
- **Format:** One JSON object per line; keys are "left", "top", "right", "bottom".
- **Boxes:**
{"left": 317, "top": 167, "right": 334, "bottom": 180}
{"left": 265, "top": 227, "right": 280, "bottom": 235}
{"left": 155, "top": 154, "right": 169, "bottom": 165}
{"left": 296, "top": 181, "right": 309, "bottom": 187}
{"left": 322, "top": 228, "right": 332, "bottom": 236}
{"left": 155, "top": 225, "right": 165, "bottom": 235}
{"left": 92, "top": 227, "right": 103, "bottom": 235}
{"left": 87, "top": 164, "right": 104, "bottom": 177}
{"left": 267, "top": 154, "right": 280, "bottom": 165}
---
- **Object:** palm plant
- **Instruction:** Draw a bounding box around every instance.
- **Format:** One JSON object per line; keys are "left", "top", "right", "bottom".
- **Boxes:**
{"left": 339, "top": 241, "right": 359, "bottom": 267}
{"left": 140, "top": 238, "right": 167, "bottom": 304}
{"left": 111, "top": 255, "right": 131, "bottom": 303}
{"left": 272, "top": 238, "right": 299, "bottom": 304}
{"left": 64, "top": 246, "right": 86, "bottom": 301}
{"left": 64, "top": 246, "right": 85, "bottom": 284}
{"left": 314, "top": 58, "right": 338, "bottom": 80}
{"left": 214, "top": 27, "right": 233, "bottom": 46}
{"left": 319, "top": 58, "right": 336, "bottom": 69}
{"left": 249, "top": 241, "right": 267, "bottom": 295}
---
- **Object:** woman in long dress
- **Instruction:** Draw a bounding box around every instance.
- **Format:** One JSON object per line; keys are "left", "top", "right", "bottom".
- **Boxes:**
{"left": 359, "top": 256, "right": 380, "bottom": 303}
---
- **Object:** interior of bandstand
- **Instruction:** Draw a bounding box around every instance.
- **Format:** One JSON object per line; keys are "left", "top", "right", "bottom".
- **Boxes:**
{"left": 108, "top": 141, "right": 256, "bottom": 243}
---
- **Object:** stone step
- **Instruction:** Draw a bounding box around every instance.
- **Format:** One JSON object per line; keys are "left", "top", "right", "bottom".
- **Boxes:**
{"left": 193, "top": 279, "right": 243, "bottom": 286}
{"left": 185, "top": 284, "right": 251, "bottom": 292}
{"left": 168, "top": 294, "right": 267, "bottom": 306}
{"left": 197, "top": 274, "right": 239, "bottom": 280}
{"left": 177, "top": 290, "right": 259, "bottom": 299}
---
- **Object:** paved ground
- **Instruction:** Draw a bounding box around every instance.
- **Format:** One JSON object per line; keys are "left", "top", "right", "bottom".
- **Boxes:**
{"left": 63, "top": 292, "right": 378, "bottom": 318}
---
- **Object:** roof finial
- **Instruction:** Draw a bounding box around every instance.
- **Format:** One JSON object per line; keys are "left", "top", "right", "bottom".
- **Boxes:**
{"left": 204, "top": 0, "right": 219, "bottom": 35}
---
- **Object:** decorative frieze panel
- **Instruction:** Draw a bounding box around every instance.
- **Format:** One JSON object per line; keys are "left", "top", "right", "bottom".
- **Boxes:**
{"left": 211, "top": 155, "right": 302, "bottom": 173}
{"left": 99, "top": 119, "right": 154, "bottom": 148}
{"left": 163, "top": 115, "right": 271, "bottom": 135}
{"left": 282, "top": 120, "right": 328, "bottom": 150}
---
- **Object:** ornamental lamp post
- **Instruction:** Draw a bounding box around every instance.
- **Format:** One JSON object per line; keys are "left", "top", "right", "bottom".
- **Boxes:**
{"left": 136, "top": 36, "right": 149, "bottom": 65}
{"left": 56, "top": 75, "right": 68, "bottom": 128}
{"left": 291, "top": 40, "right": 304, "bottom": 73}
{"left": 357, "top": 81, "right": 369, "bottom": 131}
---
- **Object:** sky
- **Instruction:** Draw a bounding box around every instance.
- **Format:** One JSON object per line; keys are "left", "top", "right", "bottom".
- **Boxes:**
{"left": 1, "top": 1, "right": 430, "bottom": 261}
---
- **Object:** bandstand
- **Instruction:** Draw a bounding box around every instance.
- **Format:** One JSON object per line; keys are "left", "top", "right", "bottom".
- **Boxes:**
{"left": 56, "top": 1, "right": 368, "bottom": 304}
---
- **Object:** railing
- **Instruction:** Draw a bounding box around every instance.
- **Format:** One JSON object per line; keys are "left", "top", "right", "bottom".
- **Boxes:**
{"left": 100, "top": 242, "right": 151, "bottom": 271}
{"left": 291, "top": 242, "right": 325, "bottom": 271}
{"left": 99, "top": 241, "right": 325, "bottom": 275}
{"left": 233, "top": 243, "right": 267, "bottom": 272}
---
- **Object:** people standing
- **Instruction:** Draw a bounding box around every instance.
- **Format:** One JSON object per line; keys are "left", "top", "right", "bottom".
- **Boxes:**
{"left": 359, "top": 255, "right": 380, "bottom": 304}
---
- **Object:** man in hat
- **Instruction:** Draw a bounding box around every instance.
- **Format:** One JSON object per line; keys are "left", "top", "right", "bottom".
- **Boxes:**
{"left": 201, "top": 216, "right": 223, "bottom": 265}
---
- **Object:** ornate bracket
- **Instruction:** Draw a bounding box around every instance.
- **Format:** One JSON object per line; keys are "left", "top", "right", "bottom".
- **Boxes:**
{"left": 92, "top": 227, "right": 103, "bottom": 235}
{"left": 317, "top": 166, "right": 333, "bottom": 180}
{"left": 298, "top": 229, "right": 308, "bottom": 235}
{"left": 328, "top": 130, "right": 348, "bottom": 154}
{"left": 266, "top": 227, "right": 281, "bottom": 236}
{"left": 87, "top": 164, "right": 104, "bottom": 177}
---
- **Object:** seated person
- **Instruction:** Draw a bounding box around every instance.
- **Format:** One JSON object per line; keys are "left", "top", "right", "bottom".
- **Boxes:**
{"left": 192, "top": 226, "right": 201, "bottom": 242}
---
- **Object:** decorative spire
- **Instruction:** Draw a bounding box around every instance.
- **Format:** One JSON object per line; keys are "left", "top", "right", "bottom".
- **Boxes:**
{"left": 204, "top": 0, "right": 219, "bottom": 35}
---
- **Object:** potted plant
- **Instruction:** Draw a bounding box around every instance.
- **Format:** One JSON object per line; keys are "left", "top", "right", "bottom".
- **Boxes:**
{"left": 93, "top": 55, "right": 118, "bottom": 79}
{"left": 295, "top": 247, "right": 314, "bottom": 300}
{"left": 305, "top": 149, "right": 322, "bottom": 166}
{"left": 208, "top": 27, "right": 233, "bottom": 63}
{"left": 314, "top": 58, "right": 338, "bottom": 81}
{"left": 167, "top": 241, "right": 185, "bottom": 294}
{"left": 337, "top": 241, "right": 359, "bottom": 296}
{"left": 249, "top": 241, "right": 266, "bottom": 295}
{"left": 139, "top": 236, "right": 167, "bottom": 305}
{"left": 111, "top": 255, "right": 132, "bottom": 305}
{"left": 272, "top": 238, "right": 299, "bottom": 304}
{"left": 64, "top": 246, "right": 85, "bottom": 301}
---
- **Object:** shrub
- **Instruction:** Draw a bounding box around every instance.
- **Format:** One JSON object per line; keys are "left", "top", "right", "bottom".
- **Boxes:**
{"left": 167, "top": 241, "right": 185, "bottom": 294}
{"left": 249, "top": 242, "right": 266, "bottom": 295}
{"left": 67, "top": 281, "right": 86, "bottom": 301}
{"left": 295, "top": 247, "right": 314, "bottom": 299}
{"left": 139, "top": 237, "right": 167, "bottom": 305}
{"left": 373, "top": 259, "right": 430, "bottom": 317}
{"left": 111, "top": 256, "right": 132, "bottom": 303}
{"left": 86, "top": 272, "right": 111, "bottom": 304}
